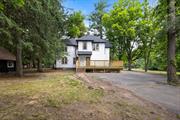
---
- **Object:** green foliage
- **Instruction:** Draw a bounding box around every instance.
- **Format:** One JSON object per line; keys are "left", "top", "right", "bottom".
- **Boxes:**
{"left": 0, "top": 0, "right": 66, "bottom": 70}
{"left": 89, "top": 0, "right": 108, "bottom": 38}
{"left": 102, "top": 0, "right": 179, "bottom": 72}
{"left": 102, "top": 0, "right": 143, "bottom": 70}
{"left": 66, "top": 11, "right": 86, "bottom": 38}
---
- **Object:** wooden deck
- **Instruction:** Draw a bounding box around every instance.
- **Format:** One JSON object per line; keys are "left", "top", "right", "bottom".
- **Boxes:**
{"left": 76, "top": 60, "right": 123, "bottom": 72}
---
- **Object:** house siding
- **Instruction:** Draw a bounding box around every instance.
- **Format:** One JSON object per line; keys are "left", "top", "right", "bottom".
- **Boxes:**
{"left": 91, "top": 43, "right": 109, "bottom": 61}
{"left": 78, "top": 41, "right": 92, "bottom": 51}
{"left": 55, "top": 36, "right": 112, "bottom": 69}
{"left": 55, "top": 46, "right": 76, "bottom": 68}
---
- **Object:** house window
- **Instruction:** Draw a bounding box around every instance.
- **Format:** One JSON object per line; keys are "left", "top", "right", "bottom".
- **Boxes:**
{"left": 83, "top": 42, "right": 87, "bottom": 50}
{"left": 73, "top": 58, "right": 76, "bottom": 64}
{"left": 93, "top": 43, "right": 99, "bottom": 51}
{"left": 62, "top": 57, "right": 68, "bottom": 64}
{"left": 64, "top": 46, "right": 67, "bottom": 52}
{"left": 7, "top": 61, "right": 14, "bottom": 68}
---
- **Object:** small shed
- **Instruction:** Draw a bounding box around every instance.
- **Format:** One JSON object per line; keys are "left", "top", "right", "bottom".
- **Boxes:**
{"left": 0, "top": 47, "right": 16, "bottom": 72}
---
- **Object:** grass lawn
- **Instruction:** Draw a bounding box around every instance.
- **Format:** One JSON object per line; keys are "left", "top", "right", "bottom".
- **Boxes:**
{"left": 0, "top": 71, "right": 103, "bottom": 120}
{"left": 0, "top": 71, "right": 178, "bottom": 120}
{"left": 132, "top": 68, "right": 180, "bottom": 76}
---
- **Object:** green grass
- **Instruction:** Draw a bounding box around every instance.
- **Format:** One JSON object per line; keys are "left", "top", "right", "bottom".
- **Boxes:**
{"left": 132, "top": 69, "right": 180, "bottom": 75}
{"left": 0, "top": 73, "right": 104, "bottom": 107}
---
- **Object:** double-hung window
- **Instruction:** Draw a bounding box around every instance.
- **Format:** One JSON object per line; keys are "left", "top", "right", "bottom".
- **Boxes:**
{"left": 83, "top": 42, "right": 87, "bottom": 50}
{"left": 62, "top": 57, "right": 68, "bottom": 64}
{"left": 93, "top": 43, "right": 99, "bottom": 51}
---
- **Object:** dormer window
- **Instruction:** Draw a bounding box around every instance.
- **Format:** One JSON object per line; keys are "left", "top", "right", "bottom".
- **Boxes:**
{"left": 83, "top": 42, "right": 87, "bottom": 50}
{"left": 93, "top": 43, "right": 99, "bottom": 51}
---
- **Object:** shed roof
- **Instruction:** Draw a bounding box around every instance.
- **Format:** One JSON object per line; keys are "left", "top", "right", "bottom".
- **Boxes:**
{"left": 0, "top": 47, "right": 16, "bottom": 61}
{"left": 77, "top": 51, "right": 92, "bottom": 55}
{"left": 105, "top": 42, "right": 112, "bottom": 48}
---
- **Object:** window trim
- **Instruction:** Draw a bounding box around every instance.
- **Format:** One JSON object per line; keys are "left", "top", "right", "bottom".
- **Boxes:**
{"left": 93, "top": 43, "right": 99, "bottom": 51}
{"left": 62, "top": 57, "right": 68, "bottom": 64}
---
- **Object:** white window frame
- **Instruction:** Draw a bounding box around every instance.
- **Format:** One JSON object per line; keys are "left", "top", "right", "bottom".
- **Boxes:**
{"left": 93, "top": 43, "right": 99, "bottom": 51}
{"left": 62, "top": 57, "right": 68, "bottom": 64}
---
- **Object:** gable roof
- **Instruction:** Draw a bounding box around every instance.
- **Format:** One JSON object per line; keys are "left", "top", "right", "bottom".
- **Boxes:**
{"left": 65, "top": 35, "right": 112, "bottom": 48}
{"left": 0, "top": 47, "right": 16, "bottom": 61}
{"left": 77, "top": 35, "right": 106, "bottom": 43}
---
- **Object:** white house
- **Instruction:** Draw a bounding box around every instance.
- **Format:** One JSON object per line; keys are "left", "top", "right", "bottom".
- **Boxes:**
{"left": 55, "top": 35, "right": 113, "bottom": 69}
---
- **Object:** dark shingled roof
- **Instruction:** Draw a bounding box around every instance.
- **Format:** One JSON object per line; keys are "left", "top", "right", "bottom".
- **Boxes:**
{"left": 65, "top": 38, "right": 77, "bottom": 46}
{"left": 105, "top": 42, "right": 112, "bottom": 48}
{"left": 78, "top": 51, "right": 92, "bottom": 55}
{"left": 65, "top": 35, "right": 112, "bottom": 48}
{"left": 77, "top": 35, "right": 106, "bottom": 43}
{"left": 0, "top": 47, "right": 16, "bottom": 61}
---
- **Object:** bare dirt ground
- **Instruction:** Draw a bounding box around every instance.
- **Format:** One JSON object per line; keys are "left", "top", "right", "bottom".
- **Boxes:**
{"left": 0, "top": 71, "right": 179, "bottom": 120}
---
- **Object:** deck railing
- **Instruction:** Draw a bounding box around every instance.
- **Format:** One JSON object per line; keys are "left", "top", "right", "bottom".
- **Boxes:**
{"left": 76, "top": 60, "right": 123, "bottom": 68}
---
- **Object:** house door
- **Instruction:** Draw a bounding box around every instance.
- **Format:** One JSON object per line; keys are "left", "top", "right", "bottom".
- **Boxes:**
{"left": 86, "top": 57, "right": 90, "bottom": 67}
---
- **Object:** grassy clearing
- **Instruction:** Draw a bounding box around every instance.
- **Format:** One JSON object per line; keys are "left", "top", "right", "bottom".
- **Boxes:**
{"left": 0, "top": 72, "right": 103, "bottom": 120}
{"left": 0, "top": 72, "right": 103, "bottom": 106}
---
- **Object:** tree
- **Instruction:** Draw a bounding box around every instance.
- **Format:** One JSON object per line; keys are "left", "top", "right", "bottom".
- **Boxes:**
{"left": 103, "top": 0, "right": 143, "bottom": 70}
{"left": 89, "top": 0, "right": 108, "bottom": 38}
{"left": 0, "top": 0, "right": 65, "bottom": 74}
{"left": 0, "top": 0, "right": 25, "bottom": 77}
{"left": 167, "top": 0, "right": 177, "bottom": 83}
{"left": 66, "top": 11, "right": 86, "bottom": 38}
{"left": 138, "top": 0, "right": 160, "bottom": 72}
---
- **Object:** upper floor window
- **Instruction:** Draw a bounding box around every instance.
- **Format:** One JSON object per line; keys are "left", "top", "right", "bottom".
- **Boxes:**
{"left": 83, "top": 42, "right": 87, "bottom": 50}
{"left": 64, "top": 46, "right": 67, "bottom": 52}
{"left": 62, "top": 57, "right": 68, "bottom": 64}
{"left": 93, "top": 43, "right": 99, "bottom": 51}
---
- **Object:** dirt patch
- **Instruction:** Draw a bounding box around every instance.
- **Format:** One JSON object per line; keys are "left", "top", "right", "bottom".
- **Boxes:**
{"left": 76, "top": 73, "right": 179, "bottom": 120}
{"left": 0, "top": 71, "right": 178, "bottom": 120}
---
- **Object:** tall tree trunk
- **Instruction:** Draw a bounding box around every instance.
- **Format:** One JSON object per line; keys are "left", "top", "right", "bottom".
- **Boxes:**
{"left": 127, "top": 53, "right": 132, "bottom": 71}
{"left": 144, "top": 52, "right": 148, "bottom": 72}
{"left": 99, "top": 27, "right": 103, "bottom": 39}
{"left": 144, "top": 58, "right": 148, "bottom": 72}
{"left": 167, "top": 0, "right": 178, "bottom": 84}
{"left": 144, "top": 39, "right": 152, "bottom": 72}
{"left": 16, "top": 39, "right": 23, "bottom": 77}
{"left": 99, "top": 17, "right": 103, "bottom": 39}
{"left": 32, "top": 60, "right": 36, "bottom": 68}
{"left": 37, "top": 58, "right": 43, "bottom": 72}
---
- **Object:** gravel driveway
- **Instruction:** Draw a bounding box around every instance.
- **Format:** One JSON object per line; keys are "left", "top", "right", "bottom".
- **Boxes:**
{"left": 86, "top": 71, "right": 180, "bottom": 114}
